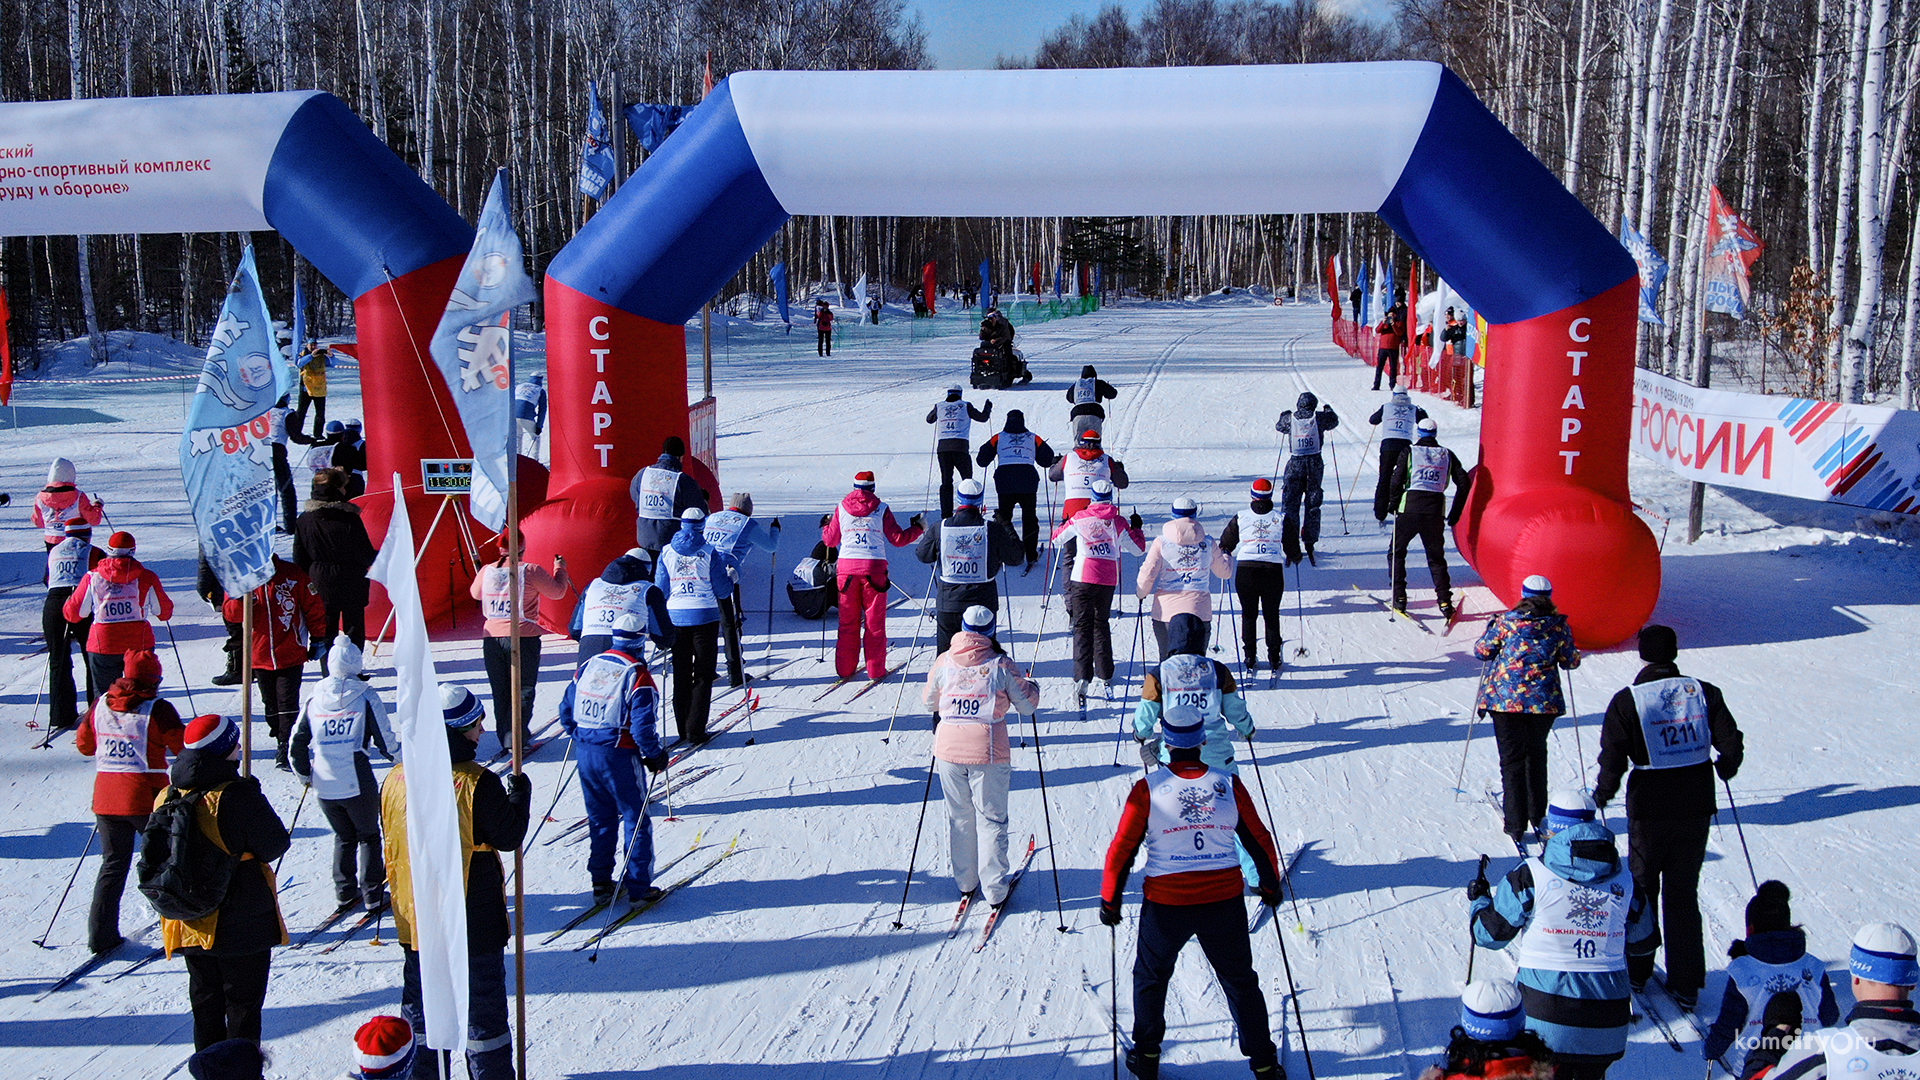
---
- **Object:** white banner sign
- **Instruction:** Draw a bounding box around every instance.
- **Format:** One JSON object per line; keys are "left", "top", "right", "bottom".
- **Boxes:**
{"left": 1633, "top": 368, "right": 1920, "bottom": 515}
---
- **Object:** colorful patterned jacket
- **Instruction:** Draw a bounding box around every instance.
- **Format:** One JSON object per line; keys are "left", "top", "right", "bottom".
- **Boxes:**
{"left": 1473, "top": 606, "right": 1581, "bottom": 715}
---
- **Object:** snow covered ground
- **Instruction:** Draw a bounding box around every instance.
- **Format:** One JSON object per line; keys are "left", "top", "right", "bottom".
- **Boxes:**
{"left": 0, "top": 299, "right": 1916, "bottom": 1079}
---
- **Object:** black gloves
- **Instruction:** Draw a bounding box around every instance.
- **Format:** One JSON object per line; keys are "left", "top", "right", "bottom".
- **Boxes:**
{"left": 642, "top": 753, "right": 668, "bottom": 774}
{"left": 506, "top": 772, "right": 532, "bottom": 800}
{"left": 909, "top": 513, "right": 926, "bottom": 529}
{"left": 1099, "top": 900, "right": 1122, "bottom": 926}
{"left": 771, "top": 518, "right": 782, "bottom": 530}
{"left": 1128, "top": 512, "right": 1143, "bottom": 531}
{"left": 1467, "top": 877, "right": 1492, "bottom": 902}
{"left": 819, "top": 513, "right": 831, "bottom": 529}
{"left": 1715, "top": 756, "right": 1739, "bottom": 781}
{"left": 930, "top": 713, "right": 941, "bottom": 730}
{"left": 983, "top": 399, "right": 993, "bottom": 416}
{"left": 308, "top": 640, "right": 327, "bottom": 661}
{"left": 1257, "top": 884, "right": 1282, "bottom": 907}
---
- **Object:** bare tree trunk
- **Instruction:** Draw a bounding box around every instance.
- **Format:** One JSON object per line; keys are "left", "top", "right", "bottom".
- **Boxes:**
{"left": 1806, "top": 0, "right": 1833, "bottom": 274}
{"left": 1842, "top": 0, "right": 1891, "bottom": 402}
{"left": 1826, "top": 0, "right": 1872, "bottom": 398}
{"left": 69, "top": 0, "right": 104, "bottom": 363}
{"left": 1901, "top": 206, "right": 1920, "bottom": 408}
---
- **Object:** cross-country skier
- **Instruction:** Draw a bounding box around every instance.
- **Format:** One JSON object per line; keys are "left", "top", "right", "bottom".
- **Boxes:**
{"left": 1384, "top": 417, "right": 1472, "bottom": 619}
{"left": 65, "top": 530, "right": 173, "bottom": 712}
{"left": 629, "top": 436, "right": 709, "bottom": 566}
{"left": 1368, "top": 388, "right": 1427, "bottom": 524}
{"left": 1099, "top": 708, "right": 1285, "bottom": 1080}
{"left": 1066, "top": 364, "right": 1118, "bottom": 438}
{"left": 1741, "top": 922, "right": 1920, "bottom": 1080}
{"left": 1702, "top": 882, "right": 1839, "bottom": 1074}
{"left": 821, "top": 471, "right": 925, "bottom": 682}
{"left": 383, "top": 687, "right": 529, "bottom": 1080}
{"left": 1132, "top": 612, "right": 1255, "bottom": 773}
{"left": 915, "top": 478, "right": 1024, "bottom": 653}
{"left": 976, "top": 409, "right": 1058, "bottom": 566}
{"left": 569, "top": 549, "right": 673, "bottom": 665}
{"left": 1136, "top": 498, "right": 1232, "bottom": 660}
{"left": 924, "top": 605, "right": 1039, "bottom": 910}
{"left": 34, "top": 457, "right": 105, "bottom": 551}
{"left": 470, "top": 531, "right": 570, "bottom": 753}
{"left": 1050, "top": 479, "right": 1146, "bottom": 700}
{"left": 927, "top": 386, "right": 993, "bottom": 519}
{"left": 558, "top": 613, "right": 667, "bottom": 904}
{"left": 655, "top": 508, "right": 735, "bottom": 745}
{"left": 1468, "top": 791, "right": 1657, "bottom": 1079}
{"left": 268, "top": 396, "right": 296, "bottom": 532}
{"left": 294, "top": 468, "right": 377, "bottom": 660}
{"left": 336, "top": 418, "right": 368, "bottom": 499}
{"left": 76, "top": 648, "right": 184, "bottom": 955}
{"left": 45, "top": 518, "right": 103, "bottom": 731}
{"left": 1415, "top": 980, "right": 1556, "bottom": 1080}
{"left": 1049, "top": 431, "right": 1130, "bottom": 522}
{"left": 1275, "top": 393, "right": 1339, "bottom": 564}
{"left": 704, "top": 493, "right": 781, "bottom": 687}
{"left": 1473, "top": 576, "right": 1581, "bottom": 846}
{"left": 1218, "top": 478, "right": 1286, "bottom": 674}
{"left": 290, "top": 634, "right": 397, "bottom": 917}
{"left": 1593, "top": 623, "right": 1745, "bottom": 1011}
{"left": 226, "top": 556, "right": 328, "bottom": 770}
{"left": 514, "top": 372, "right": 547, "bottom": 456}
{"left": 1373, "top": 288, "right": 1407, "bottom": 391}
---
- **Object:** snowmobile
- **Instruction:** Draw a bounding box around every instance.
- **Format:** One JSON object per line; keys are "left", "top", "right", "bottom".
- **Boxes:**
{"left": 969, "top": 343, "right": 1032, "bottom": 390}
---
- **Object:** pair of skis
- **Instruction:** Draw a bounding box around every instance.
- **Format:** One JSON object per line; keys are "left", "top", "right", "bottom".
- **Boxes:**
{"left": 577, "top": 831, "right": 745, "bottom": 955}
{"left": 290, "top": 897, "right": 388, "bottom": 953}
{"left": 812, "top": 659, "right": 909, "bottom": 704}
{"left": 943, "top": 835, "right": 1037, "bottom": 952}
{"left": 1350, "top": 585, "right": 1470, "bottom": 635}
{"left": 539, "top": 829, "right": 714, "bottom": 945}
{"left": 1246, "top": 843, "right": 1309, "bottom": 935}
{"left": 541, "top": 762, "right": 730, "bottom": 848}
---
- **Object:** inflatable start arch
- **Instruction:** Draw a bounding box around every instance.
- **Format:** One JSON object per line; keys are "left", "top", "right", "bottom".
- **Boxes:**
{"left": 536, "top": 63, "right": 1658, "bottom": 646}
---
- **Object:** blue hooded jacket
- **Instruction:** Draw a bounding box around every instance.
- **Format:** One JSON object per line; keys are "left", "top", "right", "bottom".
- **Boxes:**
{"left": 653, "top": 519, "right": 735, "bottom": 627}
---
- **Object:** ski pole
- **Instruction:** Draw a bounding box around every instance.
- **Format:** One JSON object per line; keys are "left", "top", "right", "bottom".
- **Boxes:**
{"left": 1027, "top": 709, "right": 1070, "bottom": 933}
{"left": 586, "top": 808, "right": 654, "bottom": 964}
{"left": 516, "top": 738, "right": 578, "bottom": 857}
{"left": 743, "top": 691, "right": 759, "bottom": 747}
{"left": 161, "top": 618, "right": 199, "bottom": 713}
{"left": 1291, "top": 561, "right": 1308, "bottom": 657}
{"left": 36, "top": 823, "right": 98, "bottom": 948}
{"left": 763, "top": 558, "right": 777, "bottom": 677}
{"left": 882, "top": 576, "right": 937, "bottom": 745}
{"left": 1272, "top": 912, "right": 1317, "bottom": 1080}
{"left": 1567, "top": 670, "right": 1589, "bottom": 789}
{"left": 275, "top": 783, "right": 310, "bottom": 879}
{"left": 1328, "top": 437, "right": 1349, "bottom": 535}
{"left": 1113, "top": 594, "right": 1147, "bottom": 768}
{"left": 1109, "top": 923, "right": 1120, "bottom": 1080}
{"left": 1452, "top": 706, "right": 1482, "bottom": 799}
{"left": 1228, "top": 577, "right": 1245, "bottom": 671}
{"left": 1465, "top": 854, "right": 1490, "bottom": 982}
{"left": 1721, "top": 778, "right": 1760, "bottom": 891}
{"left": 890, "top": 756, "right": 939, "bottom": 929}
{"left": 1243, "top": 735, "right": 1306, "bottom": 933}
{"left": 663, "top": 756, "right": 678, "bottom": 822}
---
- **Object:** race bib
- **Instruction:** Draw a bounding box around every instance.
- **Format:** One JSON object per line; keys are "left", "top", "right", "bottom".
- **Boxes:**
{"left": 47, "top": 540, "right": 88, "bottom": 590}
{"left": 1236, "top": 511, "right": 1284, "bottom": 561}
{"left": 936, "top": 400, "right": 971, "bottom": 441}
{"left": 939, "top": 525, "right": 989, "bottom": 584}
{"left": 939, "top": 662, "right": 996, "bottom": 724}
{"left": 1631, "top": 678, "right": 1712, "bottom": 770}
{"left": 665, "top": 550, "right": 717, "bottom": 608}
{"left": 1407, "top": 445, "right": 1451, "bottom": 493}
{"left": 1289, "top": 413, "right": 1322, "bottom": 456}
{"left": 94, "top": 577, "right": 143, "bottom": 624}
{"left": 995, "top": 432, "right": 1036, "bottom": 469}
{"left": 637, "top": 468, "right": 677, "bottom": 519}
{"left": 95, "top": 704, "right": 157, "bottom": 775}
{"left": 1072, "top": 378, "right": 1098, "bottom": 405}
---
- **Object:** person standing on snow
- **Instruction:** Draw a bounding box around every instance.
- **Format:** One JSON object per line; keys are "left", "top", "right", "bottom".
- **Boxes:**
{"left": 975, "top": 410, "right": 1058, "bottom": 567}
{"left": 1132, "top": 611, "right": 1255, "bottom": 774}
{"left": 1701, "top": 881, "right": 1839, "bottom": 1074}
{"left": 1051, "top": 479, "right": 1146, "bottom": 700}
{"left": 629, "top": 436, "right": 709, "bottom": 568}
{"left": 814, "top": 298, "right": 835, "bottom": 357}
{"left": 65, "top": 530, "right": 173, "bottom": 705}
{"left": 34, "top": 457, "right": 105, "bottom": 552}
{"left": 1473, "top": 575, "right": 1581, "bottom": 846}
{"left": 1368, "top": 388, "right": 1427, "bottom": 525}
{"left": 821, "top": 471, "right": 925, "bottom": 683}
{"left": 1468, "top": 791, "right": 1658, "bottom": 1079}
{"left": 703, "top": 493, "right": 781, "bottom": 688}
{"left": 294, "top": 468, "right": 377, "bottom": 658}
{"left": 383, "top": 687, "right": 529, "bottom": 1080}
{"left": 655, "top": 508, "right": 735, "bottom": 744}
{"left": 924, "top": 605, "right": 1039, "bottom": 912}
{"left": 224, "top": 556, "right": 328, "bottom": 770}
{"left": 1593, "top": 624, "right": 1744, "bottom": 1011}
{"left": 470, "top": 531, "right": 570, "bottom": 754}
{"left": 267, "top": 396, "right": 296, "bottom": 532}
{"left": 1742, "top": 922, "right": 1920, "bottom": 1080}
{"left": 558, "top": 614, "right": 667, "bottom": 904}
{"left": 289, "top": 634, "right": 397, "bottom": 918}
{"left": 294, "top": 345, "right": 329, "bottom": 439}
{"left": 1275, "top": 393, "right": 1339, "bottom": 566}
{"left": 45, "top": 518, "right": 103, "bottom": 731}
{"left": 1065, "top": 364, "right": 1119, "bottom": 439}
{"left": 1136, "top": 498, "right": 1233, "bottom": 660}
{"left": 1218, "top": 478, "right": 1287, "bottom": 674}
{"left": 1049, "top": 430, "right": 1131, "bottom": 526}
{"left": 513, "top": 373, "right": 547, "bottom": 457}
{"left": 915, "top": 478, "right": 1024, "bottom": 654}
{"left": 1415, "top": 980, "right": 1557, "bottom": 1080}
{"left": 1099, "top": 708, "right": 1286, "bottom": 1080}
{"left": 335, "top": 418, "right": 368, "bottom": 499}
{"left": 196, "top": 546, "right": 244, "bottom": 688}
{"left": 926, "top": 386, "right": 993, "bottom": 520}
{"left": 76, "top": 648, "right": 185, "bottom": 955}
{"left": 1373, "top": 288, "right": 1408, "bottom": 391}
{"left": 569, "top": 548, "right": 673, "bottom": 666}
{"left": 1384, "top": 417, "right": 1472, "bottom": 620}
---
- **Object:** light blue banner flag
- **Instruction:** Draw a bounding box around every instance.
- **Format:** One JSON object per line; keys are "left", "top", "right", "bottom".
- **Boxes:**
{"left": 579, "top": 80, "right": 616, "bottom": 201}
{"left": 1357, "top": 262, "right": 1371, "bottom": 325}
{"left": 291, "top": 273, "right": 305, "bottom": 366}
{"left": 1054, "top": 264, "right": 1064, "bottom": 298}
{"left": 429, "top": 168, "right": 538, "bottom": 531}
{"left": 771, "top": 261, "right": 790, "bottom": 326}
{"left": 180, "top": 246, "right": 294, "bottom": 596}
{"left": 1620, "top": 215, "right": 1669, "bottom": 325}
{"left": 978, "top": 259, "right": 992, "bottom": 311}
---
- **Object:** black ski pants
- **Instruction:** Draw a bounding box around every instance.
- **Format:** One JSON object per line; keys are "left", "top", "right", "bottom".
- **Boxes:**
{"left": 996, "top": 486, "right": 1040, "bottom": 563}
{"left": 89, "top": 812, "right": 145, "bottom": 954}
{"left": 719, "top": 586, "right": 746, "bottom": 687}
{"left": 482, "top": 635, "right": 541, "bottom": 752}
{"left": 294, "top": 388, "right": 326, "bottom": 440}
{"left": 1491, "top": 712, "right": 1555, "bottom": 838}
{"left": 1065, "top": 581, "right": 1117, "bottom": 682}
{"left": 252, "top": 665, "right": 303, "bottom": 745}
{"left": 1372, "top": 346, "right": 1400, "bottom": 390}
{"left": 1373, "top": 439, "right": 1409, "bottom": 522}
{"left": 937, "top": 449, "right": 974, "bottom": 520}
{"left": 1391, "top": 511, "right": 1453, "bottom": 610}
{"left": 1133, "top": 897, "right": 1277, "bottom": 1066}
{"left": 404, "top": 946, "right": 513, "bottom": 1079}
{"left": 320, "top": 775, "right": 385, "bottom": 906}
{"left": 85, "top": 651, "right": 127, "bottom": 706}
{"left": 1235, "top": 562, "right": 1286, "bottom": 664}
{"left": 1279, "top": 454, "right": 1324, "bottom": 561}
{"left": 817, "top": 326, "right": 832, "bottom": 356}
{"left": 272, "top": 443, "right": 295, "bottom": 531}
{"left": 671, "top": 621, "right": 720, "bottom": 742}
{"left": 1627, "top": 815, "right": 1711, "bottom": 996}
{"left": 44, "top": 588, "right": 92, "bottom": 728}
{"left": 185, "top": 950, "right": 273, "bottom": 1049}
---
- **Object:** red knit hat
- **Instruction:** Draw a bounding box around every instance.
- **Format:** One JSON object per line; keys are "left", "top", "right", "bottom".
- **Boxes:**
{"left": 121, "top": 648, "right": 163, "bottom": 685}
{"left": 852, "top": 471, "right": 876, "bottom": 489}
{"left": 106, "top": 531, "right": 136, "bottom": 556}
{"left": 183, "top": 714, "right": 240, "bottom": 758}
{"left": 1251, "top": 478, "right": 1275, "bottom": 500}
{"left": 352, "top": 1015, "right": 418, "bottom": 1079}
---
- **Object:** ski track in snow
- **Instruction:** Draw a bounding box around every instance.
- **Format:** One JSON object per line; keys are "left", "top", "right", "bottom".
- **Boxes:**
{"left": 0, "top": 301, "right": 1916, "bottom": 1077}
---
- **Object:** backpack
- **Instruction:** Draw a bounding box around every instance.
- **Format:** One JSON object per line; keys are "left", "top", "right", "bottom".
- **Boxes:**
{"left": 136, "top": 786, "right": 241, "bottom": 921}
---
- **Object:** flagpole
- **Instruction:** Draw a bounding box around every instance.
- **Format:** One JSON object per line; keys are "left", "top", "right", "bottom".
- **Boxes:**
{"left": 239, "top": 593, "right": 253, "bottom": 777}
{"left": 503, "top": 170, "right": 530, "bottom": 1080}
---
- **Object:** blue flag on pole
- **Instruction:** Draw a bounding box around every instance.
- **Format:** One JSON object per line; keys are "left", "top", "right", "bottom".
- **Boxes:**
{"left": 623, "top": 103, "right": 691, "bottom": 154}
{"left": 1094, "top": 264, "right": 1103, "bottom": 298}
{"left": 429, "top": 168, "right": 538, "bottom": 532}
{"left": 180, "top": 246, "right": 294, "bottom": 596}
{"left": 771, "top": 262, "right": 790, "bottom": 326}
{"left": 978, "top": 259, "right": 992, "bottom": 312}
{"left": 1054, "top": 264, "right": 1064, "bottom": 298}
{"left": 1620, "top": 216, "right": 1669, "bottom": 325}
{"left": 579, "top": 80, "right": 616, "bottom": 201}
{"left": 1357, "top": 262, "right": 1371, "bottom": 326}
{"left": 290, "top": 274, "right": 305, "bottom": 365}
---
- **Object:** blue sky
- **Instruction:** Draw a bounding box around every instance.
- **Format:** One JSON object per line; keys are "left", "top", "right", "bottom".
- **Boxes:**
{"left": 905, "top": 0, "right": 1149, "bottom": 69}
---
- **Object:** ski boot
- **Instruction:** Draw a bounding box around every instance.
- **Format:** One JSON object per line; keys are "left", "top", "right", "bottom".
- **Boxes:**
{"left": 1089, "top": 677, "right": 1109, "bottom": 700}
{"left": 1125, "top": 1049, "right": 1160, "bottom": 1080}
{"left": 1072, "top": 680, "right": 1087, "bottom": 704}
{"left": 593, "top": 881, "right": 617, "bottom": 903}
{"left": 1438, "top": 599, "right": 1456, "bottom": 622}
{"left": 1304, "top": 543, "right": 1316, "bottom": 565}
{"left": 1244, "top": 655, "right": 1260, "bottom": 676}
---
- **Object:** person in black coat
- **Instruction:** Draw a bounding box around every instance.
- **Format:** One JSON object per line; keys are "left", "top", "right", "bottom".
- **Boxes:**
{"left": 1065, "top": 364, "right": 1119, "bottom": 438}
{"left": 914, "top": 478, "right": 1025, "bottom": 653}
{"left": 975, "top": 409, "right": 1058, "bottom": 565}
{"left": 293, "top": 468, "right": 377, "bottom": 666}
{"left": 1382, "top": 418, "right": 1473, "bottom": 619}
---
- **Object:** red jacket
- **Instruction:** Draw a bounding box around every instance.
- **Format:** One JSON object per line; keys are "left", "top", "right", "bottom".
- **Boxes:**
{"left": 64, "top": 558, "right": 172, "bottom": 653}
{"left": 76, "top": 688, "right": 185, "bottom": 816}
{"left": 223, "top": 560, "right": 328, "bottom": 671}
{"left": 1101, "top": 760, "right": 1280, "bottom": 907}
{"left": 820, "top": 488, "right": 922, "bottom": 584}
{"left": 33, "top": 485, "right": 104, "bottom": 541}
{"left": 814, "top": 306, "right": 834, "bottom": 331}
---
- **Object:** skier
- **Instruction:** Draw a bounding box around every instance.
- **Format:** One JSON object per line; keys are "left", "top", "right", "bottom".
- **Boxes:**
{"left": 76, "top": 648, "right": 185, "bottom": 955}
{"left": 915, "top": 478, "right": 1025, "bottom": 654}
{"left": 655, "top": 507, "right": 735, "bottom": 744}
{"left": 294, "top": 468, "right": 377, "bottom": 657}
{"left": 975, "top": 409, "right": 1058, "bottom": 566}
{"left": 268, "top": 396, "right": 296, "bottom": 532}
{"left": 1384, "top": 417, "right": 1472, "bottom": 619}
{"left": 383, "top": 687, "right": 530, "bottom": 1080}
{"left": 349, "top": 1015, "right": 418, "bottom": 1080}
{"left": 1050, "top": 479, "right": 1147, "bottom": 699}
{"left": 926, "top": 386, "right": 993, "bottom": 519}
{"left": 1415, "top": 980, "right": 1556, "bottom": 1080}
{"left": 924, "top": 605, "right": 1040, "bottom": 910}
{"left": 294, "top": 344, "right": 329, "bottom": 438}
{"left": 1702, "top": 881, "right": 1839, "bottom": 1074}
{"left": 1136, "top": 498, "right": 1232, "bottom": 660}
{"left": 1049, "top": 430, "right": 1131, "bottom": 524}
{"left": 34, "top": 457, "right": 105, "bottom": 551}
{"left": 558, "top": 613, "right": 667, "bottom": 903}
{"left": 155, "top": 714, "right": 291, "bottom": 1050}
{"left": 45, "top": 518, "right": 103, "bottom": 731}
{"left": 514, "top": 372, "right": 547, "bottom": 456}
{"left": 1468, "top": 790, "right": 1657, "bottom": 1078}
{"left": 469, "top": 530, "right": 570, "bottom": 753}
{"left": 821, "top": 471, "right": 925, "bottom": 682}
{"left": 1099, "top": 708, "right": 1286, "bottom": 1080}
{"left": 703, "top": 493, "right": 781, "bottom": 687}
{"left": 814, "top": 298, "right": 835, "bottom": 356}
{"left": 1065, "top": 364, "right": 1118, "bottom": 438}
{"left": 1218, "top": 478, "right": 1287, "bottom": 674}
{"left": 1741, "top": 923, "right": 1920, "bottom": 1080}
{"left": 1473, "top": 576, "right": 1581, "bottom": 846}
{"left": 65, "top": 530, "right": 173, "bottom": 705}
{"left": 1132, "top": 613, "right": 1255, "bottom": 773}
{"left": 1274, "top": 392, "right": 1339, "bottom": 564}
{"left": 1373, "top": 288, "right": 1407, "bottom": 391}
{"left": 336, "top": 418, "right": 368, "bottom": 499}
{"left": 289, "top": 634, "right": 398, "bottom": 917}
{"left": 224, "top": 556, "right": 328, "bottom": 770}
{"left": 1368, "top": 388, "right": 1427, "bottom": 524}
{"left": 629, "top": 436, "right": 709, "bottom": 566}
{"left": 1593, "top": 623, "right": 1745, "bottom": 1010}
{"left": 570, "top": 548, "right": 673, "bottom": 665}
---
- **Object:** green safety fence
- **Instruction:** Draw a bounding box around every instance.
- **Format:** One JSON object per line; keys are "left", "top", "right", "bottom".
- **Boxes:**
{"left": 690, "top": 294, "right": 1104, "bottom": 369}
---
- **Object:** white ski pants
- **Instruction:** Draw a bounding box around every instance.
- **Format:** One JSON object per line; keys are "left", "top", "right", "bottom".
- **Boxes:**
{"left": 937, "top": 758, "right": 1012, "bottom": 904}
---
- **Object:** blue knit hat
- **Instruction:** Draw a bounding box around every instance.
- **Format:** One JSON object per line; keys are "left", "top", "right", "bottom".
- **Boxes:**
{"left": 1850, "top": 922, "right": 1920, "bottom": 986}
{"left": 1521, "top": 575, "right": 1553, "bottom": 597}
{"left": 962, "top": 605, "right": 995, "bottom": 634}
{"left": 440, "top": 684, "right": 485, "bottom": 730}
{"left": 1089, "top": 479, "right": 1114, "bottom": 502}
{"left": 956, "top": 478, "right": 984, "bottom": 508}
{"left": 1459, "top": 980, "right": 1525, "bottom": 1042}
{"left": 1541, "top": 789, "right": 1596, "bottom": 837}
{"left": 1170, "top": 497, "right": 1198, "bottom": 518}
{"left": 1161, "top": 704, "right": 1206, "bottom": 748}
